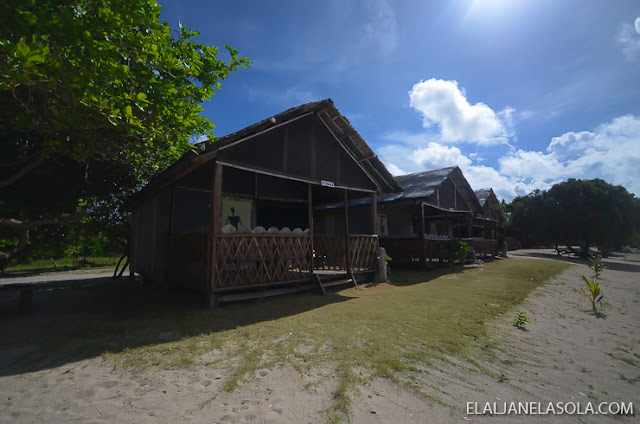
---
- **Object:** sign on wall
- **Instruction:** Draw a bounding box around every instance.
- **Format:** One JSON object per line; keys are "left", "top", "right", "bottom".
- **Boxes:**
{"left": 221, "top": 197, "right": 253, "bottom": 230}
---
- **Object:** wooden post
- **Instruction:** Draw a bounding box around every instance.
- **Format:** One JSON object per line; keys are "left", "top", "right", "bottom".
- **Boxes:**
{"left": 466, "top": 213, "right": 472, "bottom": 238}
{"left": 418, "top": 202, "right": 426, "bottom": 267}
{"left": 308, "top": 184, "right": 314, "bottom": 276}
{"left": 370, "top": 192, "right": 377, "bottom": 235}
{"left": 209, "top": 162, "right": 223, "bottom": 309}
{"left": 344, "top": 189, "right": 351, "bottom": 275}
{"left": 252, "top": 173, "right": 258, "bottom": 228}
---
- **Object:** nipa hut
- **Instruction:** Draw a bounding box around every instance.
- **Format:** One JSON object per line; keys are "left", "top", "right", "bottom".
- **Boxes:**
{"left": 474, "top": 188, "right": 507, "bottom": 239}
{"left": 317, "top": 166, "right": 499, "bottom": 265}
{"left": 123, "top": 99, "right": 403, "bottom": 306}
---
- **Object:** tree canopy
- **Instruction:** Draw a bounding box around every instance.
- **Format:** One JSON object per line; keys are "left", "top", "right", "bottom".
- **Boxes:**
{"left": 0, "top": 0, "right": 250, "bottom": 270}
{"left": 509, "top": 179, "right": 640, "bottom": 256}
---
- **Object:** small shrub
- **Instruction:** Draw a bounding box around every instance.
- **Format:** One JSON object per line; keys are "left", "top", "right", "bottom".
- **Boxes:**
{"left": 447, "top": 240, "right": 470, "bottom": 263}
{"left": 513, "top": 311, "right": 530, "bottom": 329}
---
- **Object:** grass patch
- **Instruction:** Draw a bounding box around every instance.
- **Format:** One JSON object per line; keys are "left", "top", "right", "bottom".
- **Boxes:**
{"left": 4, "top": 256, "right": 117, "bottom": 274}
{"left": 6, "top": 258, "right": 569, "bottom": 422}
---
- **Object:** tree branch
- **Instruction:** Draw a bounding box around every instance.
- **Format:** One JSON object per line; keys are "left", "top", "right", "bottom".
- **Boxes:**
{"left": 0, "top": 212, "right": 84, "bottom": 271}
{"left": 0, "top": 150, "right": 51, "bottom": 190}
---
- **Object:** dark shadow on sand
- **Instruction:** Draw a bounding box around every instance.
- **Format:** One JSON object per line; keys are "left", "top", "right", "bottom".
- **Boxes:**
{"left": 0, "top": 277, "right": 352, "bottom": 377}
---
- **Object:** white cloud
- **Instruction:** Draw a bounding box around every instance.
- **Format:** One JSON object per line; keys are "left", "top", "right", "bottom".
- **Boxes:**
{"left": 408, "top": 79, "right": 511, "bottom": 145}
{"left": 617, "top": 18, "right": 640, "bottom": 61}
{"left": 383, "top": 130, "right": 434, "bottom": 147}
{"left": 386, "top": 163, "right": 407, "bottom": 176}
{"left": 497, "top": 114, "right": 640, "bottom": 197}
{"left": 410, "top": 142, "right": 472, "bottom": 169}
{"left": 361, "top": 0, "right": 398, "bottom": 56}
{"left": 381, "top": 80, "right": 640, "bottom": 201}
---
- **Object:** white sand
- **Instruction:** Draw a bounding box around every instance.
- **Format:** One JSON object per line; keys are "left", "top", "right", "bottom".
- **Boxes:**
{"left": 1, "top": 250, "right": 638, "bottom": 423}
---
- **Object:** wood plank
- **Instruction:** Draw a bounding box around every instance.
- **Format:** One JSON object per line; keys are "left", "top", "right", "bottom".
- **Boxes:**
{"left": 210, "top": 162, "right": 223, "bottom": 291}
{"left": 315, "top": 274, "right": 325, "bottom": 295}
{"left": 217, "top": 283, "right": 316, "bottom": 303}
{"left": 344, "top": 189, "right": 351, "bottom": 275}
{"left": 370, "top": 192, "right": 377, "bottom": 236}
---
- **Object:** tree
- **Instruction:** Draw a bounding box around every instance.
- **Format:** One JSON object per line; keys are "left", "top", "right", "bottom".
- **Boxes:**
{"left": 510, "top": 179, "right": 639, "bottom": 257}
{"left": 0, "top": 0, "right": 250, "bottom": 270}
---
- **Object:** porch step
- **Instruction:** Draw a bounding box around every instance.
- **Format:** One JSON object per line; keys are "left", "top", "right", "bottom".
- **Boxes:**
{"left": 321, "top": 278, "right": 354, "bottom": 289}
{"left": 216, "top": 283, "right": 315, "bottom": 304}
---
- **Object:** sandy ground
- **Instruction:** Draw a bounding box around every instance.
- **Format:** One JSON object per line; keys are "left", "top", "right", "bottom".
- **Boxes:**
{"left": 0, "top": 250, "right": 638, "bottom": 423}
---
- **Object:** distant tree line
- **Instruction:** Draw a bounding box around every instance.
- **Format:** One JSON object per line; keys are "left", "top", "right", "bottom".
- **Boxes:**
{"left": 507, "top": 179, "right": 640, "bottom": 257}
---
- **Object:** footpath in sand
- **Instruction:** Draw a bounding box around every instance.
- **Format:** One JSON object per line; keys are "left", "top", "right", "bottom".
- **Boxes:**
{"left": 0, "top": 250, "right": 638, "bottom": 423}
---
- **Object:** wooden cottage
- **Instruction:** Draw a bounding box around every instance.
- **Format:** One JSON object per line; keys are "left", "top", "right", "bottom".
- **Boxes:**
{"left": 318, "top": 166, "right": 498, "bottom": 265}
{"left": 474, "top": 188, "right": 507, "bottom": 239}
{"left": 123, "top": 99, "right": 403, "bottom": 306}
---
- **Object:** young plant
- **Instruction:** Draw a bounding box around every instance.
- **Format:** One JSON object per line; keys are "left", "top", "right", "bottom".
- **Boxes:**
{"left": 576, "top": 257, "right": 605, "bottom": 315}
{"left": 577, "top": 275, "right": 603, "bottom": 314}
{"left": 513, "top": 310, "right": 530, "bottom": 329}
{"left": 590, "top": 258, "right": 606, "bottom": 279}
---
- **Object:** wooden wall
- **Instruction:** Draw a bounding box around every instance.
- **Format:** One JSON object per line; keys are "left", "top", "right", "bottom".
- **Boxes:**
{"left": 130, "top": 187, "right": 172, "bottom": 284}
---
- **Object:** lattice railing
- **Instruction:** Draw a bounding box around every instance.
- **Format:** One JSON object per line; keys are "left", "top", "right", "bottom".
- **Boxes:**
{"left": 350, "top": 235, "right": 379, "bottom": 272}
{"left": 314, "top": 235, "right": 378, "bottom": 272}
{"left": 314, "top": 236, "right": 346, "bottom": 270}
{"left": 466, "top": 238, "right": 498, "bottom": 257}
{"left": 213, "top": 234, "right": 311, "bottom": 290}
{"left": 167, "top": 234, "right": 210, "bottom": 292}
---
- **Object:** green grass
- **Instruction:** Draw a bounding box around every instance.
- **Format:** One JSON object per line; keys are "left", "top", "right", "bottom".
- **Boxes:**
{"left": 105, "top": 258, "right": 568, "bottom": 422}
{"left": 5, "top": 258, "right": 569, "bottom": 423}
{"left": 4, "top": 256, "right": 117, "bottom": 274}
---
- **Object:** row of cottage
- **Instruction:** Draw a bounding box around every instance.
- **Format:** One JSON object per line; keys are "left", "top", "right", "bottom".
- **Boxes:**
{"left": 124, "top": 99, "right": 507, "bottom": 306}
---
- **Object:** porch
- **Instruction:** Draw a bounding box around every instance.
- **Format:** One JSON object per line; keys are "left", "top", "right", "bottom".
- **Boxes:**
{"left": 381, "top": 236, "right": 498, "bottom": 266}
{"left": 166, "top": 230, "right": 379, "bottom": 302}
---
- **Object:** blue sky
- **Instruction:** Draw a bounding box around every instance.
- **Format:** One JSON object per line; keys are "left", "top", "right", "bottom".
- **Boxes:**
{"left": 159, "top": 0, "right": 640, "bottom": 201}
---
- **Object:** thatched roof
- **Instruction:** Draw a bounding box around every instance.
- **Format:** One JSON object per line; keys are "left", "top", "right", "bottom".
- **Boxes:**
{"left": 317, "top": 165, "right": 483, "bottom": 214}
{"left": 474, "top": 188, "right": 493, "bottom": 207}
{"left": 384, "top": 166, "right": 482, "bottom": 213}
{"left": 124, "top": 99, "right": 402, "bottom": 211}
{"left": 474, "top": 188, "right": 506, "bottom": 221}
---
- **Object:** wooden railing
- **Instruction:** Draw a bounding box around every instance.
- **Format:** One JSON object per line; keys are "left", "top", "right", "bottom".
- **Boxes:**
{"left": 167, "top": 234, "right": 210, "bottom": 292}
{"left": 168, "top": 233, "right": 380, "bottom": 293}
{"left": 380, "top": 237, "right": 498, "bottom": 265}
{"left": 465, "top": 238, "right": 498, "bottom": 257}
{"left": 314, "top": 235, "right": 379, "bottom": 272}
{"left": 381, "top": 238, "right": 421, "bottom": 264}
{"left": 350, "top": 235, "right": 379, "bottom": 272}
{"left": 213, "top": 234, "right": 311, "bottom": 290}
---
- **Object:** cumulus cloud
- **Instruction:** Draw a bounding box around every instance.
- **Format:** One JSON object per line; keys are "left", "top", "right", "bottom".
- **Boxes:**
{"left": 408, "top": 79, "right": 512, "bottom": 145}
{"left": 617, "top": 17, "right": 640, "bottom": 61}
{"left": 380, "top": 79, "right": 640, "bottom": 201}
{"left": 498, "top": 114, "right": 640, "bottom": 197}
{"left": 381, "top": 115, "right": 640, "bottom": 201}
{"left": 410, "top": 142, "right": 472, "bottom": 169}
{"left": 385, "top": 163, "right": 407, "bottom": 176}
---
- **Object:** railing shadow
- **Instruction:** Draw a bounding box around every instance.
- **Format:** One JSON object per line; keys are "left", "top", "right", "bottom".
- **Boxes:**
{"left": 0, "top": 277, "right": 353, "bottom": 377}
{"left": 389, "top": 263, "right": 467, "bottom": 287}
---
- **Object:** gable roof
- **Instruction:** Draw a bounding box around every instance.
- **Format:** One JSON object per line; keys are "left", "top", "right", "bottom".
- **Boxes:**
{"left": 474, "top": 188, "right": 493, "bottom": 207}
{"left": 319, "top": 165, "right": 483, "bottom": 214}
{"left": 124, "top": 99, "right": 402, "bottom": 211}
{"left": 474, "top": 188, "right": 507, "bottom": 221}
{"left": 382, "top": 166, "right": 482, "bottom": 213}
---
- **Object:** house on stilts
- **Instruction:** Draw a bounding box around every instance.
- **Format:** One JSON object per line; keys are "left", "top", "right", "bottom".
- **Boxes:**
{"left": 317, "top": 166, "right": 499, "bottom": 266}
{"left": 123, "top": 99, "right": 403, "bottom": 306}
{"left": 473, "top": 188, "right": 507, "bottom": 239}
